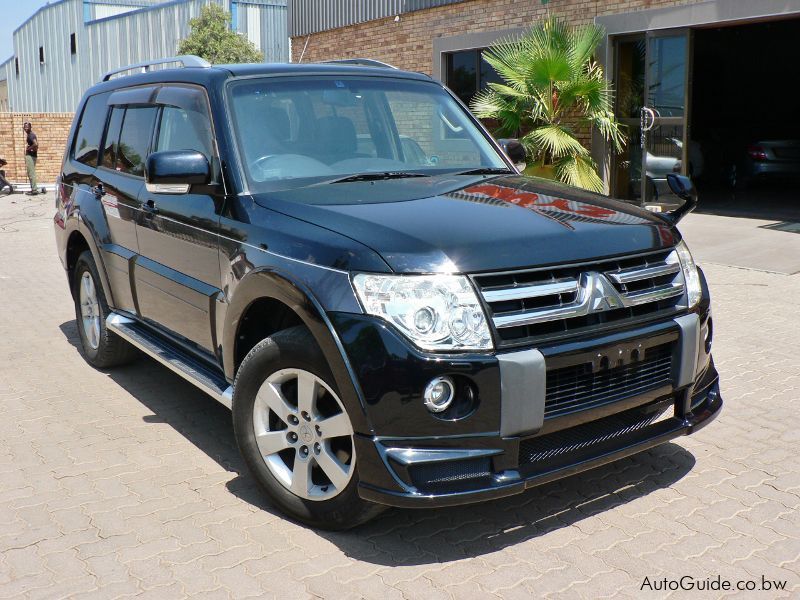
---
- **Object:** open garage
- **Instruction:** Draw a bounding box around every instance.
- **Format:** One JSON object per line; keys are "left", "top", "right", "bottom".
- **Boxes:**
{"left": 691, "top": 17, "right": 800, "bottom": 221}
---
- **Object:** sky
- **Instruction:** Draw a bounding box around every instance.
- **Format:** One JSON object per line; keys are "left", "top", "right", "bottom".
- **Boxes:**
{"left": 0, "top": 1, "right": 52, "bottom": 61}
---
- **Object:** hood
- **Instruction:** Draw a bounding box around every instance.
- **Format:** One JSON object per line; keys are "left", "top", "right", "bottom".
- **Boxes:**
{"left": 252, "top": 175, "right": 679, "bottom": 273}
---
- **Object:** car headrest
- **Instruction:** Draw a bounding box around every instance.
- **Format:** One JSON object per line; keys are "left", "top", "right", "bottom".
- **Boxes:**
{"left": 316, "top": 116, "right": 357, "bottom": 155}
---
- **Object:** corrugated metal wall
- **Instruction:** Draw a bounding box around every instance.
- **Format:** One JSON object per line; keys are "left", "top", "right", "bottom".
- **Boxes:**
{"left": 288, "top": 0, "right": 465, "bottom": 36}
{"left": 84, "top": 0, "right": 166, "bottom": 20}
{"left": 236, "top": 1, "right": 290, "bottom": 62}
{"left": 2, "top": 0, "right": 87, "bottom": 113}
{"left": 1, "top": 0, "right": 289, "bottom": 113}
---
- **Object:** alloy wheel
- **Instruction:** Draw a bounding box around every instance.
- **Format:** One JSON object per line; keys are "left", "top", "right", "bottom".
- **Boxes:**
{"left": 79, "top": 271, "right": 101, "bottom": 350}
{"left": 252, "top": 368, "right": 355, "bottom": 501}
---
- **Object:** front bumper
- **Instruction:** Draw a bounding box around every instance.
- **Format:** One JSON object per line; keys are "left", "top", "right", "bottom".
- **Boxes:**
{"left": 357, "top": 376, "right": 721, "bottom": 508}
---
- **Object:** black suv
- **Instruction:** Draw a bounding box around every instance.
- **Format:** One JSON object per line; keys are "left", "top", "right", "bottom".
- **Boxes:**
{"left": 55, "top": 56, "right": 721, "bottom": 529}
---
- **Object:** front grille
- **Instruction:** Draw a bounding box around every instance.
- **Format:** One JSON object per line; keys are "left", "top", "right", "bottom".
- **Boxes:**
{"left": 473, "top": 249, "right": 687, "bottom": 347}
{"left": 518, "top": 402, "right": 674, "bottom": 469}
{"left": 545, "top": 343, "right": 674, "bottom": 418}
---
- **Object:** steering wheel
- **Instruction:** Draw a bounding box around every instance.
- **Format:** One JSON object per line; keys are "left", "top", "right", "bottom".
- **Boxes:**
{"left": 249, "top": 154, "right": 333, "bottom": 182}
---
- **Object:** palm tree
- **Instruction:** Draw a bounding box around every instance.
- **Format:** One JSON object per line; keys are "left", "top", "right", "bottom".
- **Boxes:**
{"left": 471, "top": 17, "right": 625, "bottom": 192}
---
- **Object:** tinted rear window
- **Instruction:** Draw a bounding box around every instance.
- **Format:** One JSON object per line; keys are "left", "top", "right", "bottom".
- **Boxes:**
{"left": 102, "top": 107, "right": 124, "bottom": 170}
{"left": 72, "top": 93, "right": 110, "bottom": 167}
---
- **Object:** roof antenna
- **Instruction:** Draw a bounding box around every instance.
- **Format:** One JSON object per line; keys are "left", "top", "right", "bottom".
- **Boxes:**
{"left": 298, "top": 34, "right": 311, "bottom": 63}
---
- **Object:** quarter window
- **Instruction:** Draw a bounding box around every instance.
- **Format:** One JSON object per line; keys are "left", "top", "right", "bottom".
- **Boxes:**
{"left": 102, "top": 107, "right": 124, "bottom": 170}
{"left": 116, "top": 106, "right": 157, "bottom": 177}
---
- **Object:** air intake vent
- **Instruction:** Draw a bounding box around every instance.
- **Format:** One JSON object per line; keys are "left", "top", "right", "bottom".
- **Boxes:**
{"left": 545, "top": 343, "right": 674, "bottom": 418}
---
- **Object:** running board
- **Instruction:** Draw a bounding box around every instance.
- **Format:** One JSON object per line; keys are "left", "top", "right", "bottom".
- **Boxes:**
{"left": 106, "top": 313, "right": 233, "bottom": 409}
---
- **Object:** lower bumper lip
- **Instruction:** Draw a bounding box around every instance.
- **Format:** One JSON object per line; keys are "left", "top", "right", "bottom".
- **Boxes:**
{"left": 357, "top": 381, "right": 722, "bottom": 509}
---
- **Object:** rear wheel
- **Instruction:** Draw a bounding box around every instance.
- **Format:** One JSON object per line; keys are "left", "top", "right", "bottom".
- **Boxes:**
{"left": 232, "top": 326, "right": 383, "bottom": 529}
{"left": 73, "top": 251, "right": 138, "bottom": 368}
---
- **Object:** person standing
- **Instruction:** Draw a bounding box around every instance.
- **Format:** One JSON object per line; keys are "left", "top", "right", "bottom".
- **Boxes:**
{"left": 23, "top": 121, "right": 39, "bottom": 196}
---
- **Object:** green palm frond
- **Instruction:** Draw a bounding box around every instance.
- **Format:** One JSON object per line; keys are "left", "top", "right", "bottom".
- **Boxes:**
{"left": 566, "top": 23, "right": 604, "bottom": 72}
{"left": 475, "top": 15, "right": 626, "bottom": 191}
{"left": 471, "top": 89, "right": 523, "bottom": 136}
{"left": 554, "top": 154, "right": 605, "bottom": 193}
{"left": 525, "top": 124, "right": 588, "bottom": 159}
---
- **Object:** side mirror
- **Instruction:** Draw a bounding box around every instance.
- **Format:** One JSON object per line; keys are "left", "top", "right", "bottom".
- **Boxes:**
{"left": 662, "top": 173, "right": 698, "bottom": 224}
{"left": 497, "top": 139, "right": 527, "bottom": 171}
{"left": 145, "top": 150, "right": 210, "bottom": 194}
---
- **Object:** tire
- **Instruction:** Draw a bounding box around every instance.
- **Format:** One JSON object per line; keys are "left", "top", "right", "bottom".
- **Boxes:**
{"left": 73, "top": 250, "right": 138, "bottom": 368}
{"left": 729, "top": 164, "right": 748, "bottom": 191}
{"left": 232, "top": 326, "right": 384, "bottom": 530}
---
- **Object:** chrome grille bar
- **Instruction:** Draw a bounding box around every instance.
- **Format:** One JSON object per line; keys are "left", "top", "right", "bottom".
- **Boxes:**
{"left": 623, "top": 282, "right": 685, "bottom": 306}
{"left": 481, "top": 249, "right": 687, "bottom": 330}
{"left": 481, "top": 278, "right": 578, "bottom": 303}
{"left": 606, "top": 261, "right": 680, "bottom": 285}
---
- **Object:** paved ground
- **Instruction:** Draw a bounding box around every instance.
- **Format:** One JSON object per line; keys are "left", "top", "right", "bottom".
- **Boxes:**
{"left": 1, "top": 193, "right": 798, "bottom": 599}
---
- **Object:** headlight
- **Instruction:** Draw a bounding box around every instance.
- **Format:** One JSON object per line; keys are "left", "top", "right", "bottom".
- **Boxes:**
{"left": 352, "top": 274, "right": 493, "bottom": 351}
{"left": 675, "top": 240, "right": 702, "bottom": 308}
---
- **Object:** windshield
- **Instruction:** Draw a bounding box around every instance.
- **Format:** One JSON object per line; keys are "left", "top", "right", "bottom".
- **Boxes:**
{"left": 228, "top": 76, "right": 508, "bottom": 192}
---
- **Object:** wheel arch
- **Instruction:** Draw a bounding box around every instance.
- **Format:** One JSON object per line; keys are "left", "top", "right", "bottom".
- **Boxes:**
{"left": 223, "top": 268, "right": 373, "bottom": 435}
{"left": 63, "top": 223, "right": 114, "bottom": 305}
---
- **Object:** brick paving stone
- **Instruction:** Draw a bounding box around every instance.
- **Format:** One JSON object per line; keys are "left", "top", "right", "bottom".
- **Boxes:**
{"left": 2, "top": 194, "right": 800, "bottom": 598}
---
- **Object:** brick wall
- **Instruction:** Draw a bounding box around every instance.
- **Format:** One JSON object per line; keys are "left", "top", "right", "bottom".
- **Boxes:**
{"left": 0, "top": 113, "right": 73, "bottom": 186}
{"left": 291, "top": 0, "right": 701, "bottom": 70}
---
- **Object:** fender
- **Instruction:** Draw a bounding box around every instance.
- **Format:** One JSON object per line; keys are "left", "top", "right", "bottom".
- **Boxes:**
{"left": 58, "top": 184, "right": 116, "bottom": 308}
{"left": 222, "top": 267, "right": 374, "bottom": 435}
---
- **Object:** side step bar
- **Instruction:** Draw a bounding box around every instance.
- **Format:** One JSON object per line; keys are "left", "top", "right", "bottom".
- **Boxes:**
{"left": 106, "top": 313, "right": 233, "bottom": 409}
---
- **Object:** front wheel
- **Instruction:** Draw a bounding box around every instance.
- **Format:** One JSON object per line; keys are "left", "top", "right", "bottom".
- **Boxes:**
{"left": 232, "top": 326, "right": 384, "bottom": 529}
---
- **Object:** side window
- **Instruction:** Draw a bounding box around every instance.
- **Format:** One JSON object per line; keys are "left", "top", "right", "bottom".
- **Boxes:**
{"left": 156, "top": 106, "right": 213, "bottom": 159}
{"left": 116, "top": 106, "right": 158, "bottom": 177}
{"left": 154, "top": 86, "right": 214, "bottom": 161}
{"left": 102, "top": 107, "right": 124, "bottom": 170}
{"left": 72, "top": 93, "right": 110, "bottom": 166}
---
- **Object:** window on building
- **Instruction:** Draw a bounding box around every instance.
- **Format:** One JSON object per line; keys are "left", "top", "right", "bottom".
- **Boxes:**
{"left": 444, "top": 49, "right": 502, "bottom": 107}
{"left": 39, "top": 46, "right": 44, "bottom": 64}
{"left": 70, "top": 33, "right": 77, "bottom": 56}
{"left": 115, "top": 106, "right": 157, "bottom": 177}
{"left": 14, "top": 57, "right": 19, "bottom": 77}
{"left": 73, "top": 93, "right": 110, "bottom": 166}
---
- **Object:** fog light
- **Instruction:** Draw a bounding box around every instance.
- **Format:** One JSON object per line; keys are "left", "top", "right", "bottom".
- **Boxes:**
{"left": 423, "top": 376, "right": 455, "bottom": 413}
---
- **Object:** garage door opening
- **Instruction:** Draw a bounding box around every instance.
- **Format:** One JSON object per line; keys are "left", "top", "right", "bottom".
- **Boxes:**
{"left": 690, "top": 18, "right": 800, "bottom": 221}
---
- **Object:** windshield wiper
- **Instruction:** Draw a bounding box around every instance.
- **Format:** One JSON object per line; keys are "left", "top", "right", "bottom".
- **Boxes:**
{"left": 328, "top": 172, "right": 431, "bottom": 184}
{"left": 451, "top": 167, "right": 514, "bottom": 176}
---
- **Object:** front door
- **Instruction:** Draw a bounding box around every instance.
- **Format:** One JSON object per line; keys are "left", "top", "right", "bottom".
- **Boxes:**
{"left": 133, "top": 85, "right": 223, "bottom": 356}
{"left": 613, "top": 30, "right": 691, "bottom": 206}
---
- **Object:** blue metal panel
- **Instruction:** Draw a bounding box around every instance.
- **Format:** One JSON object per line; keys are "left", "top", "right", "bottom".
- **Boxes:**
{"left": 3, "top": 0, "right": 288, "bottom": 112}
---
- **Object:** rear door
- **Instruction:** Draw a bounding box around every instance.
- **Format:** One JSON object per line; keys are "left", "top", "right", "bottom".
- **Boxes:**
{"left": 62, "top": 90, "right": 151, "bottom": 315}
{"left": 133, "top": 84, "right": 224, "bottom": 355}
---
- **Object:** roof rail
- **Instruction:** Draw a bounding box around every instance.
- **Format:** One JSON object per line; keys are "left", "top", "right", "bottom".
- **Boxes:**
{"left": 101, "top": 55, "right": 211, "bottom": 82}
{"left": 322, "top": 58, "right": 399, "bottom": 70}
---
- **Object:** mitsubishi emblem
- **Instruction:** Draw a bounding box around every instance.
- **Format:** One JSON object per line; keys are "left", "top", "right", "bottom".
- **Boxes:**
{"left": 585, "top": 272, "right": 625, "bottom": 313}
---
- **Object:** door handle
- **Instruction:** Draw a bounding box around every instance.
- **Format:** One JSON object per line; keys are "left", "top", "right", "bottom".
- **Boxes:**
{"left": 142, "top": 199, "right": 159, "bottom": 216}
